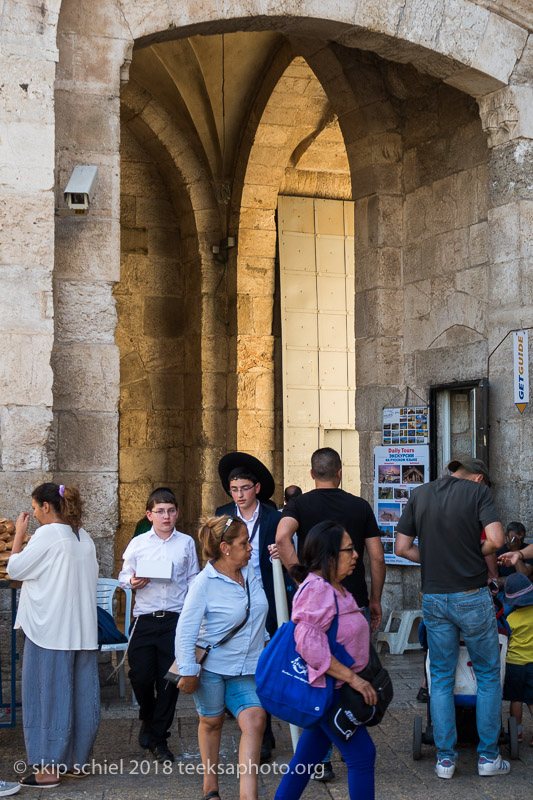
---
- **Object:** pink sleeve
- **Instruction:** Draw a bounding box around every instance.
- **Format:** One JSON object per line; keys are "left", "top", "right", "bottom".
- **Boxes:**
{"left": 292, "top": 578, "right": 336, "bottom": 688}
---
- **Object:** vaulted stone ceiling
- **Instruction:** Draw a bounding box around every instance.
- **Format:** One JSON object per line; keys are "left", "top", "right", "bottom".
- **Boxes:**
{"left": 130, "top": 32, "right": 350, "bottom": 191}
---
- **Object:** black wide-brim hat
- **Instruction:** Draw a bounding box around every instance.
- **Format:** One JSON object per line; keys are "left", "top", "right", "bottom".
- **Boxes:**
{"left": 218, "top": 452, "right": 275, "bottom": 502}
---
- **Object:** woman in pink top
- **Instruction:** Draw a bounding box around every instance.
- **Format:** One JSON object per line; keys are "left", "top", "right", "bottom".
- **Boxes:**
{"left": 274, "top": 521, "right": 377, "bottom": 800}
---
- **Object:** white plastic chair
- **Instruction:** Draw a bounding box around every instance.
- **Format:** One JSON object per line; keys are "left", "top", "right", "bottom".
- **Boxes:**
{"left": 96, "top": 578, "right": 132, "bottom": 698}
{"left": 375, "top": 609, "right": 424, "bottom": 655}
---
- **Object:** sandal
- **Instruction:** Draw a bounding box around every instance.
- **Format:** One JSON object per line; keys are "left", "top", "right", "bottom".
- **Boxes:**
{"left": 202, "top": 792, "right": 221, "bottom": 800}
{"left": 19, "top": 774, "right": 61, "bottom": 788}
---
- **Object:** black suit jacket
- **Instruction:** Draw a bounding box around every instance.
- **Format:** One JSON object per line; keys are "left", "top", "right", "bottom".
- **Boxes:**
{"left": 215, "top": 500, "right": 292, "bottom": 636}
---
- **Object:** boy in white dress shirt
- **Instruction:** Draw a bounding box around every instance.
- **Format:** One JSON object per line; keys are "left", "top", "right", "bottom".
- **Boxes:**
{"left": 118, "top": 487, "right": 199, "bottom": 762}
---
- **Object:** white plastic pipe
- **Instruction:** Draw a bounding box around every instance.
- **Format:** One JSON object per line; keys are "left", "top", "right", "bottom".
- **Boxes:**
{"left": 272, "top": 557, "right": 301, "bottom": 752}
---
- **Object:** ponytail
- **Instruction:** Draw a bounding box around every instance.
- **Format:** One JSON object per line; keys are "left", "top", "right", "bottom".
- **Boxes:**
{"left": 32, "top": 482, "right": 84, "bottom": 532}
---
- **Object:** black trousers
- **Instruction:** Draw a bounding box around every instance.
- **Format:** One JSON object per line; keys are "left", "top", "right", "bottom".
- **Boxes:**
{"left": 128, "top": 612, "right": 179, "bottom": 747}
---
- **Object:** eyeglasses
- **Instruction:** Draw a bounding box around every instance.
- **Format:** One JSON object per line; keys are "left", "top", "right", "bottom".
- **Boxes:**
{"left": 339, "top": 546, "right": 357, "bottom": 553}
{"left": 229, "top": 485, "right": 256, "bottom": 495}
{"left": 151, "top": 509, "right": 177, "bottom": 517}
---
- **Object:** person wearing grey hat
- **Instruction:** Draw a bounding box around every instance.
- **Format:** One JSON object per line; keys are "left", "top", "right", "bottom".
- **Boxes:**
{"left": 502, "top": 573, "right": 533, "bottom": 747}
{"left": 395, "top": 457, "right": 510, "bottom": 778}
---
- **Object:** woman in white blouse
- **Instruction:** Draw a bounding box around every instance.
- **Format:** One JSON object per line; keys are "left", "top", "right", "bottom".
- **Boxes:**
{"left": 176, "top": 515, "right": 269, "bottom": 800}
{"left": 8, "top": 482, "right": 99, "bottom": 789}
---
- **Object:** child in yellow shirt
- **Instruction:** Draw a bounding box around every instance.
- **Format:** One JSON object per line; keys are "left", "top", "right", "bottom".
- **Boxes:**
{"left": 503, "top": 573, "right": 533, "bottom": 746}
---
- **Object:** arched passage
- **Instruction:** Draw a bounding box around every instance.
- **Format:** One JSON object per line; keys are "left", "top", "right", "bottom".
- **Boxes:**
{"left": 46, "top": 0, "right": 533, "bottom": 584}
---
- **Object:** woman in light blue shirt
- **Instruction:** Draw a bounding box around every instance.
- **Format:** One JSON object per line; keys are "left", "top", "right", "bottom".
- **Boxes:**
{"left": 176, "top": 515, "right": 269, "bottom": 800}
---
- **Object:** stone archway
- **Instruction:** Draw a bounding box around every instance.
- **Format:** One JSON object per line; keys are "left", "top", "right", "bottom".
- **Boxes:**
{"left": 37, "top": 0, "right": 533, "bottom": 576}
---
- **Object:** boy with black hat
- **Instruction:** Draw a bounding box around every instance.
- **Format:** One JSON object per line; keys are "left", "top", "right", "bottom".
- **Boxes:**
{"left": 503, "top": 573, "right": 533, "bottom": 746}
{"left": 216, "top": 452, "right": 292, "bottom": 761}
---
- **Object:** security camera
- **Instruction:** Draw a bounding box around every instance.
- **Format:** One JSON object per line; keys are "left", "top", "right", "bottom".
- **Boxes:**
{"left": 63, "top": 166, "right": 98, "bottom": 215}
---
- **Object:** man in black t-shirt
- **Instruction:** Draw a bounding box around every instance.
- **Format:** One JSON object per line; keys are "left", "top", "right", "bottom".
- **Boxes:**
{"left": 395, "top": 458, "right": 509, "bottom": 780}
{"left": 276, "top": 447, "right": 385, "bottom": 630}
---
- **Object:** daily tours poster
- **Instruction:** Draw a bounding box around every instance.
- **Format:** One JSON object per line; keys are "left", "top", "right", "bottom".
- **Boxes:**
{"left": 374, "top": 445, "right": 429, "bottom": 565}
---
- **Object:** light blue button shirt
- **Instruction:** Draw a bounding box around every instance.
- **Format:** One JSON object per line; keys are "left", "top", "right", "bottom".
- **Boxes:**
{"left": 175, "top": 561, "right": 269, "bottom": 677}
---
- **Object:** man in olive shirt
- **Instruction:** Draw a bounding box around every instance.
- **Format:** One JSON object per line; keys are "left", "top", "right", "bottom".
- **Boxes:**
{"left": 395, "top": 458, "right": 509, "bottom": 780}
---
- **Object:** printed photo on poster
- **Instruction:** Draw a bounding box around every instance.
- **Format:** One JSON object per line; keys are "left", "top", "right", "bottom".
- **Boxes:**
{"left": 382, "top": 406, "right": 429, "bottom": 445}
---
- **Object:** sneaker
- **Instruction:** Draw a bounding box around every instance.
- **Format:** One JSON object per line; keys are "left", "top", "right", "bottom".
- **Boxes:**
{"left": 311, "top": 761, "right": 335, "bottom": 782}
{"left": 478, "top": 754, "right": 511, "bottom": 776}
{"left": 0, "top": 781, "right": 20, "bottom": 797}
{"left": 435, "top": 758, "right": 455, "bottom": 779}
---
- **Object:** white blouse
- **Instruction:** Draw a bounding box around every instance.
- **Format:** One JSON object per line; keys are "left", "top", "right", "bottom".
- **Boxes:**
{"left": 8, "top": 522, "right": 98, "bottom": 650}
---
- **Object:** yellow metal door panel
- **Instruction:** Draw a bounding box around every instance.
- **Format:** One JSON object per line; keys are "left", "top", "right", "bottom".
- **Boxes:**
{"left": 319, "top": 389, "right": 349, "bottom": 428}
{"left": 345, "top": 237, "right": 355, "bottom": 273}
{"left": 319, "top": 351, "right": 349, "bottom": 387}
{"left": 287, "top": 388, "right": 320, "bottom": 426}
{"left": 316, "top": 236, "right": 346, "bottom": 274}
{"left": 279, "top": 231, "right": 317, "bottom": 272}
{"left": 343, "top": 202, "right": 355, "bottom": 236}
{"left": 279, "top": 196, "right": 315, "bottom": 234}
{"left": 284, "top": 312, "right": 318, "bottom": 348}
{"left": 315, "top": 198, "right": 345, "bottom": 236}
{"left": 285, "top": 349, "right": 319, "bottom": 387}
{"left": 287, "top": 466, "right": 315, "bottom": 493}
{"left": 317, "top": 276, "right": 348, "bottom": 311}
{"left": 284, "top": 273, "right": 318, "bottom": 311}
{"left": 285, "top": 427, "right": 320, "bottom": 465}
{"left": 318, "top": 313, "right": 348, "bottom": 350}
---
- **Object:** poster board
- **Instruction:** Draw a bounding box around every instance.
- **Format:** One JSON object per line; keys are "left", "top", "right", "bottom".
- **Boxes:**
{"left": 382, "top": 406, "right": 429, "bottom": 445}
{"left": 374, "top": 445, "right": 429, "bottom": 565}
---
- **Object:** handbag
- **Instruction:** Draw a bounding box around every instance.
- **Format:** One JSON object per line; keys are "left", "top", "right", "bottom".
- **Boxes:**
{"left": 328, "top": 645, "right": 393, "bottom": 741}
{"left": 165, "top": 579, "right": 250, "bottom": 684}
{"left": 255, "top": 590, "right": 353, "bottom": 729}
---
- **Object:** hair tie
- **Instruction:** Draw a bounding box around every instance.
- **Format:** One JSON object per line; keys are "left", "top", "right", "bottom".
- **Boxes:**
{"left": 59, "top": 484, "right": 65, "bottom": 497}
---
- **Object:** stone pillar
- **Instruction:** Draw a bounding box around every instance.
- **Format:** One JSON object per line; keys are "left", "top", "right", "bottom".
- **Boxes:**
{"left": 53, "top": 1, "right": 131, "bottom": 571}
{"left": 0, "top": 1, "right": 59, "bottom": 516}
{"left": 479, "top": 85, "right": 533, "bottom": 525}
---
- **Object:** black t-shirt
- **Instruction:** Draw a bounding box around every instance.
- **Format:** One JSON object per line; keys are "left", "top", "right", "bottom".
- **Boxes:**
{"left": 396, "top": 475, "right": 500, "bottom": 593}
{"left": 281, "top": 488, "right": 381, "bottom": 607}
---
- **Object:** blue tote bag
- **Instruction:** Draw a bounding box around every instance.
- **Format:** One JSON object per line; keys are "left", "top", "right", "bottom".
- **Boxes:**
{"left": 255, "top": 593, "right": 352, "bottom": 728}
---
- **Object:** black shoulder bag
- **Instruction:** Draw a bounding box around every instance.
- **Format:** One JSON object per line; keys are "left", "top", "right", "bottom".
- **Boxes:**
{"left": 328, "top": 644, "right": 393, "bottom": 741}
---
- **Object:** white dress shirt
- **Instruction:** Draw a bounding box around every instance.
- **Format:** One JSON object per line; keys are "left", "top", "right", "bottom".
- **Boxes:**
{"left": 235, "top": 501, "right": 263, "bottom": 588}
{"left": 118, "top": 528, "right": 199, "bottom": 616}
{"left": 175, "top": 561, "right": 269, "bottom": 677}
{"left": 8, "top": 523, "right": 98, "bottom": 650}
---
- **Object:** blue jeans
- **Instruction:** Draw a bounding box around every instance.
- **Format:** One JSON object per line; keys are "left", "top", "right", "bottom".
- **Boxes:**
{"left": 422, "top": 587, "right": 502, "bottom": 761}
{"left": 274, "top": 704, "right": 375, "bottom": 799}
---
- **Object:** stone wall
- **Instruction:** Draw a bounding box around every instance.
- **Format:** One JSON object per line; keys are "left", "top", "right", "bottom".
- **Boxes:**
{"left": 114, "top": 124, "right": 191, "bottom": 568}
{"left": 1, "top": 0, "right": 532, "bottom": 605}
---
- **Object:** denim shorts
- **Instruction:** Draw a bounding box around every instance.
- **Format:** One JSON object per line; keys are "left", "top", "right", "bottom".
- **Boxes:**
{"left": 503, "top": 662, "right": 533, "bottom": 704}
{"left": 192, "top": 670, "right": 262, "bottom": 718}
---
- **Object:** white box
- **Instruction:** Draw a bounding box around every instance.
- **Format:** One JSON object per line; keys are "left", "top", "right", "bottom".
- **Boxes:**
{"left": 136, "top": 559, "right": 173, "bottom": 582}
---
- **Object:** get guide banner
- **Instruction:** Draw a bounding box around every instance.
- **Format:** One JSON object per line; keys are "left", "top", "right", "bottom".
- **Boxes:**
{"left": 373, "top": 445, "right": 429, "bottom": 565}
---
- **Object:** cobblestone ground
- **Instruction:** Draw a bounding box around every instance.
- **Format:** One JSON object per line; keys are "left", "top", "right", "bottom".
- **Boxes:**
{"left": 1, "top": 652, "right": 532, "bottom": 799}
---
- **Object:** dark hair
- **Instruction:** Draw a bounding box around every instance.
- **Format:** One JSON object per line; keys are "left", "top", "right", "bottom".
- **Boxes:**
{"left": 32, "top": 482, "right": 83, "bottom": 532}
{"left": 228, "top": 468, "right": 258, "bottom": 484}
{"left": 146, "top": 487, "right": 178, "bottom": 511}
{"left": 289, "top": 521, "right": 347, "bottom": 584}
{"left": 284, "top": 485, "right": 302, "bottom": 503}
{"left": 311, "top": 448, "right": 341, "bottom": 480}
{"left": 198, "top": 515, "right": 247, "bottom": 562}
{"left": 506, "top": 521, "right": 526, "bottom": 537}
